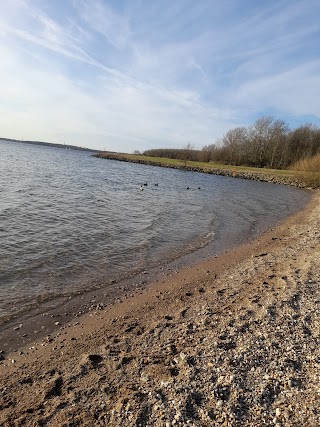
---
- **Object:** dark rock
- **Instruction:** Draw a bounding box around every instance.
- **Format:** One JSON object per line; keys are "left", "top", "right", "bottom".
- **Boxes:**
{"left": 217, "top": 340, "right": 237, "bottom": 351}
{"left": 88, "top": 354, "right": 103, "bottom": 365}
{"left": 121, "top": 356, "right": 134, "bottom": 365}
{"left": 135, "top": 404, "right": 151, "bottom": 427}
{"left": 214, "top": 384, "right": 231, "bottom": 402}
{"left": 44, "top": 376, "right": 63, "bottom": 399}
{"left": 169, "top": 367, "right": 179, "bottom": 377}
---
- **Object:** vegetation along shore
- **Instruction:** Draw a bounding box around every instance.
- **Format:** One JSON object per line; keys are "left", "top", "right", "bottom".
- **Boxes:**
{"left": 96, "top": 116, "right": 320, "bottom": 189}
{"left": 95, "top": 152, "right": 302, "bottom": 187}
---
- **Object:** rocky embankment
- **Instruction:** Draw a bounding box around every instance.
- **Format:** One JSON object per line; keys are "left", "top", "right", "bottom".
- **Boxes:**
{"left": 0, "top": 193, "right": 319, "bottom": 426}
{"left": 95, "top": 153, "right": 303, "bottom": 188}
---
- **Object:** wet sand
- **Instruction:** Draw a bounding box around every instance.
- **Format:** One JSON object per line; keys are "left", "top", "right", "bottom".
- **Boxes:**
{"left": 0, "top": 191, "right": 319, "bottom": 426}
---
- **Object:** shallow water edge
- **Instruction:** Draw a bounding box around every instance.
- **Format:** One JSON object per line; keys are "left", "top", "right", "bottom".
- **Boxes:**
{"left": 0, "top": 188, "right": 313, "bottom": 353}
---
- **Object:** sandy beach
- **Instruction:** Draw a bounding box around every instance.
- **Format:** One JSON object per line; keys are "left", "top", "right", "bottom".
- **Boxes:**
{"left": 0, "top": 191, "right": 319, "bottom": 426}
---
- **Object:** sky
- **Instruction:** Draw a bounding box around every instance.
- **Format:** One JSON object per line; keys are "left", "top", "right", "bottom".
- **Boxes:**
{"left": 1, "top": 0, "right": 320, "bottom": 152}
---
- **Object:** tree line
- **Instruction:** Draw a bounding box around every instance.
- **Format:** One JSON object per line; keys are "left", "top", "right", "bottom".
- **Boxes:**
{"left": 143, "top": 117, "right": 320, "bottom": 169}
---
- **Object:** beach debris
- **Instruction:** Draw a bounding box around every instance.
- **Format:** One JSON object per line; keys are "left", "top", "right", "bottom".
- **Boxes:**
{"left": 13, "top": 324, "right": 23, "bottom": 331}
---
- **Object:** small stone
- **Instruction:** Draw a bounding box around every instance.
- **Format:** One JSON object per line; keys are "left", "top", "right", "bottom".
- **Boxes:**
{"left": 140, "top": 374, "right": 149, "bottom": 382}
{"left": 179, "top": 352, "right": 186, "bottom": 361}
{"left": 54, "top": 322, "right": 60, "bottom": 326}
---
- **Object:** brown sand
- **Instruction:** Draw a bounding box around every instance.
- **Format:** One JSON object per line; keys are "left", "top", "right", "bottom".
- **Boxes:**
{"left": 0, "top": 191, "right": 319, "bottom": 426}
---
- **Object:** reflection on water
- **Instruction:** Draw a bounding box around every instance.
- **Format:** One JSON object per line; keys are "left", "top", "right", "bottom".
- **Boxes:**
{"left": 0, "top": 140, "right": 310, "bottom": 323}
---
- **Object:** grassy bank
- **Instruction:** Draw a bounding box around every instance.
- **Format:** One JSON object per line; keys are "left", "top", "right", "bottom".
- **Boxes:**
{"left": 95, "top": 152, "right": 304, "bottom": 187}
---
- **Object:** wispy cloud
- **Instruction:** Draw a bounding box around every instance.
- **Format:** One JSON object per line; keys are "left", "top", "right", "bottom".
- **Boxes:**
{"left": 0, "top": 0, "right": 319, "bottom": 151}
{"left": 72, "top": 0, "right": 131, "bottom": 50}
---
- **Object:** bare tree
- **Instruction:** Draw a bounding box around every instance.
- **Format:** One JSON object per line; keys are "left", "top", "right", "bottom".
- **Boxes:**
{"left": 222, "top": 127, "right": 247, "bottom": 165}
{"left": 143, "top": 117, "right": 320, "bottom": 170}
{"left": 182, "top": 143, "right": 195, "bottom": 166}
{"left": 201, "top": 144, "right": 217, "bottom": 162}
{"left": 267, "top": 119, "right": 289, "bottom": 168}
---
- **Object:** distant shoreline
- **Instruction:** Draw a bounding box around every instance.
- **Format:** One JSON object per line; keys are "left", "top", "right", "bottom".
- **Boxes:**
{"left": 0, "top": 137, "right": 101, "bottom": 153}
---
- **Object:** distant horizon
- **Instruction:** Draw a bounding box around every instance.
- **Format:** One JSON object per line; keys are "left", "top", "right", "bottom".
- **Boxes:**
{"left": 1, "top": 1, "right": 320, "bottom": 152}
{"left": 0, "top": 136, "right": 102, "bottom": 152}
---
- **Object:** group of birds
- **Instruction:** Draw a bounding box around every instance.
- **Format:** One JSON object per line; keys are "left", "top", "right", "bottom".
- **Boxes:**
{"left": 139, "top": 183, "right": 200, "bottom": 191}
{"left": 140, "top": 182, "right": 157, "bottom": 190}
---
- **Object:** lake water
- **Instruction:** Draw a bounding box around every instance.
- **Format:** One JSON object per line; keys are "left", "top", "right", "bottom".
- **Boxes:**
{"left": 0, "top": 140, "right": 310, "bottom": 325}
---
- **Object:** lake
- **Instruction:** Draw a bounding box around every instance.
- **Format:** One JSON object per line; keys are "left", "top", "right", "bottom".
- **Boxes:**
{"left": 0, "top": 140, "right": 310, "bottom": 325}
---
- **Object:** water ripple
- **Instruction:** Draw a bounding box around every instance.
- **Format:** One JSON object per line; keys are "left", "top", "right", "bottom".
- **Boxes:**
{"left": 0, "top": 140, "right": 310, "bottom": 323}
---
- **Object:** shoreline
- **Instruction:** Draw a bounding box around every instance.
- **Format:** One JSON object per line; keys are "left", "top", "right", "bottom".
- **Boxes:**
{"left": 0, "top": 186, "right": 311, "bottom": 354}
{"left": 1, "top": 191, "right": 319, "bottom": 426}
{"left": 95, "top": 152, "right": 305, "bottom": 188}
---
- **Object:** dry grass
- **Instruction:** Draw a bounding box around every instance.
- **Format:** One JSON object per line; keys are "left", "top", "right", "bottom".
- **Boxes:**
{"left": 292, "top": 154, "right": 320, "bottom": 188}
{"left": 97, "top": 152, "right": 295, "bottom": 178}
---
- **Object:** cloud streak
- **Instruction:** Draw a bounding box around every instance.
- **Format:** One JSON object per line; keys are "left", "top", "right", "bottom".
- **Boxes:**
{"left": 0, "top": 0, "right": 319, "bottom": 152}
{"left": 73, "top": 0, "right": 131, "bottom": 50}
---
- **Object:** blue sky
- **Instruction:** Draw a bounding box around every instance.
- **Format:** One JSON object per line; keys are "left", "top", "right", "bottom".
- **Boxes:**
{"left": 1, "top": 0, "right": 319, "bottom": 152}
